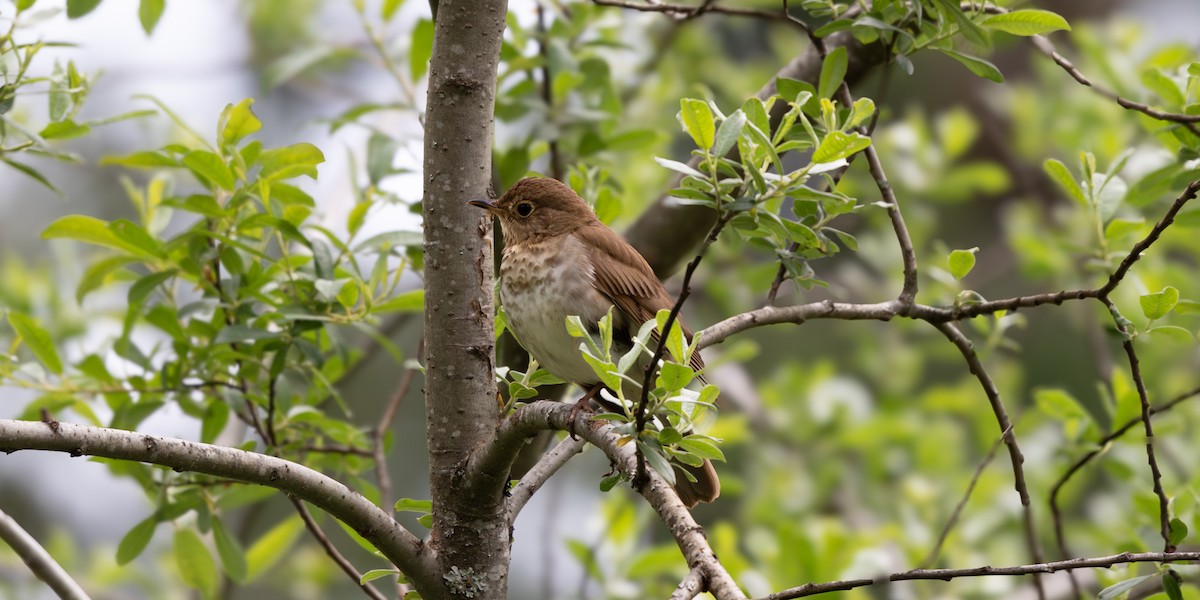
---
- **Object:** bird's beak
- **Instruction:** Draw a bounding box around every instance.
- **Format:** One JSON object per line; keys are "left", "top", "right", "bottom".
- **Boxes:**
{"left": 467, "top": 199, "right": 498, "bottom": 214}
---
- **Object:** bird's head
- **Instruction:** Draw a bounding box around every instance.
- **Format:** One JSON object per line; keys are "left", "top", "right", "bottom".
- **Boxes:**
{"left": 468, "top": 177, "right": 597, "bottom": 245}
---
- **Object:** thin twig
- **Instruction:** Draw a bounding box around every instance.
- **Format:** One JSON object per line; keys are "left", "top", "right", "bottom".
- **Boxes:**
{"left": 373, "top": 337, "right": 423, "bottom": 513}
{"left": 920, "top": 424, "right": 1010, "bottom": 568}
{"left": 594, "top": 0, "right": 808, "bottom": 30}
{"left": 0, "top": 507, "right": 91, "bottom": 600}
{"left": 1108, "top": 305, "right": 1172, "bottom": 552}
{"left": 933, "top": 322, "right": 1045, "bottom": 600}
{"left": 1049, "top": 385, "right": 1200, "bottom": 556}
{"left": 507, "top": 434, "right": 587, "bottom": 521}
{"left": 757, "top": 551, "right": 1200, "bottom": 600}
{"left": 634, "top": 212, "right": 735, "bottom": 489}
{"left": 288, "top": 498, "right": 388, "bottom": 600}
{"left": 536, "top": 3, "right": 564, "bottom": 181}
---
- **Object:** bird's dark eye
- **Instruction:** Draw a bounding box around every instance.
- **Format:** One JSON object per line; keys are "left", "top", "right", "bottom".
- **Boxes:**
{"left": 515, "top": 202, "right": 534, "bottom": 217}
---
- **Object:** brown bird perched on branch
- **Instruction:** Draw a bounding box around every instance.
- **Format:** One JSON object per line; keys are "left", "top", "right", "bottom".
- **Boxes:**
{"left": 469, "top": 176, "right": 720, "bottom": 507}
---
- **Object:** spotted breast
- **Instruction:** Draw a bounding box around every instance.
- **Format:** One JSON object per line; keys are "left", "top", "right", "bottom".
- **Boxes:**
{"left": 499, "top": 233, "right": 622, "bottom": 387}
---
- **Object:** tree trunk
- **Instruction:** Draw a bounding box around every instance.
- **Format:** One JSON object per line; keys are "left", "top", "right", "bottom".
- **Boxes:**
{"left": 421, "top": 1, "right": 511, "bottom": 598}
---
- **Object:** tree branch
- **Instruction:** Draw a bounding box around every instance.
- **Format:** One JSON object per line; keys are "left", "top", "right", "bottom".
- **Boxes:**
{"left": 0, "top": 506, "right": 91, "bottom": 600}
{"left": 932, "top": 322, "right": 1045, "bottom": 599}
{"left": 506, "top": 434, "right": 587, "bottom": 522}
{"left": 477, "top": 401, "right": 747, "bottom": 600}
{"left": 0, "top": 419, "right": 443, "bottom": 597}
{"left": 288, "top": 498, "right": 388, "bottom": 600}
{"left": 670, "top": 567, "right": 706, "bottom": 600}
{"left": 757, "top": 551, "right": 1200, "bottom": 600}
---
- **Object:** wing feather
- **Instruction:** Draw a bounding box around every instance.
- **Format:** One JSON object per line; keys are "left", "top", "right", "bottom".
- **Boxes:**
{"left": 575, "top": 225, "right": 705, "bottom": 374}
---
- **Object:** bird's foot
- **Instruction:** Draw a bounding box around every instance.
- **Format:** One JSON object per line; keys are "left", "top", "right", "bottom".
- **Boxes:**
{"left": 567, "top": 383, "right": 603, "bottom": 440}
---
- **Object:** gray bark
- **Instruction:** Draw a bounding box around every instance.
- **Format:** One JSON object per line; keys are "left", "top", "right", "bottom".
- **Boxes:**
{"left": 420, "top": 0, "right": 512, "bottom": 598}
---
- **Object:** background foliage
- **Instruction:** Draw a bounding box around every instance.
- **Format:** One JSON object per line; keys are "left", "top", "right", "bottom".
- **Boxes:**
{"left": 3, "top": 0, "right": 1200, "bottom": 599}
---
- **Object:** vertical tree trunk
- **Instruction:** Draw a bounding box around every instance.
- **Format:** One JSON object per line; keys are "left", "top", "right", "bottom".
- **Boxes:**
{"left": 421, "top": 1, "right": 510, "bottom": 598}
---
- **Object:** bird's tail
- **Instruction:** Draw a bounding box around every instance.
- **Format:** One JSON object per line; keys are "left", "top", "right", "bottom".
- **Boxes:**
{"left": 672, "top": 459, "right": 720, "bottom": 508}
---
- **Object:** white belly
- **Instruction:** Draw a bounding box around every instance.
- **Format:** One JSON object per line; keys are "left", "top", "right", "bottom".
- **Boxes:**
{"left": 501, "top": 236, "right": 612, "bottom": 386}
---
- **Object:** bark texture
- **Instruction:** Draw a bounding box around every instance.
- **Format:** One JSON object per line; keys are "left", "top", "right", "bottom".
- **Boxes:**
{"left": 421, "top": 0, "right": 512, "bottom": 598}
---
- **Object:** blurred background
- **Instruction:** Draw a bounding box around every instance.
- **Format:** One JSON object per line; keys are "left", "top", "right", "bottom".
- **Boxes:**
{"left": 3, "top": 0, "right": 1200, "bottom": 599}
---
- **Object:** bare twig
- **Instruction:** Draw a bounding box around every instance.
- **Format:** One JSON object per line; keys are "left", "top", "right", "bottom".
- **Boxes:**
{"left": 1028, "top": 36, "right": 1200, "bottom": 131}
{"left": 0, "top": 419, "right": 444, "bottom": 597}
{"left": 933, "top": 322, "right": 1045, "bottom": 599}
{"left": 593, "top": 0, "right": 809, "bottom": 30}
{"left": 536, "top": 4, "right": 564, "bottom": 181}
{"left": 1049, "top": 386, "right": 1200, "bottom": 558}
{"left": 1109, "top": 306, "right": 1172, "bottom": 552}
{"left": 0, "top": 506, "right": 91, "bottom": 600}
{"left": 506, "top": 434, "right": 587, "bottom": 521}
{"left": 920, "top": 425, "right": 1010, "bottom": 568}
{"left": 373, "top": 337, "right": 423, "bottom": 513}
{"left": 474, "top": 401, "right": 747, "bottom": 600}
{"left": 757, "top": 551, "right": 1200, "bottom": 600}
{"left": 670, "top": 567, "right": 706, "bottom": 600}
{"left": 288, "top": 498, "right": 388, "bottom": 600}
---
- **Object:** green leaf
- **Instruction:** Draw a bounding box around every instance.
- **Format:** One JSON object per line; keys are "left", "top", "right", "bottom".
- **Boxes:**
{"left": 1169, "top": 517, "right": 1189, "bottom": 547}
{"left": 636, "top": 439, "right": 676, "bottom": 485}
{"left": 16, "top": 0, "right": 36, "bottom": 11}
{"left": 1098, "top": 575, "right": 1156, "bottom": 600}
{"left": 257, "top": 143, "right": 325, "bottom": 181}
{"left": 246, "top": 516, "right": 304, "bottom": 582}
{"left": 775, "top": 78, "right": 815, "bottom": 106}
{"left": 394, "top": 498, "right": 433, "bottom": 513}
{"left": 362, "top": 569, "right": 400, "bottom": 584}
{"left": 678, "top": 436, "right": 726, "bottom": 462}
{"left": 981, "top": 9, "right": 1071, "bottom": 36}
{"left": 679, "top": 98, "right": 715, "bottom": 151}
{"left": 812, "top": 131, "right": 871, "bottom": 163}
{"left": 654, "top": 156, "right": 705, "bottom": 179}
{"left": 3, "top": 159, "right": 62, "bottom": 196}
{"left": 353, "top": 230, "right": 422, "bottom": 253}
{"left": 713, "top": 110, "right": 745, "bottom": 157}
{"left": 213, "top": 325, "right": 279, "bottom": 345}
{"left": 1163, "top": 570, "right": 1184, "bottom": 600}
{"left": 1140, "top": 286, "right": 1179, "bottom": 320}
{"left": 101, "top": 150, "right": 180, "bottom": 169}
{"left": 934, "top": 0, "right": 989, "bottom": 48}
{"left": 947, "top": 247, "right": 978, "bottom": 280}
{"left": 1043, "top": 159, "right": 1086, "bottom": 205}
{"left": 183, "top": 150, "right": 236, "bottom": 191}
{"left": 375, "top": 289, "right": 424, "bottom": 313}
{"left": 116, "top": 516, "right": 157, "bottom": 565}
{"left": 127, "top": 269, "right": 176, "bottom": 306}
{"left": 7, "top": 312, "right": 63, "bottom": 374}
{"left": 381, "top": 0, "right": 405, "bottom": 20}
{"left": 67, "top": 0, "right": 102, "bottom": 19}
{"left": 200, "top": 401, "right": 229, "bottom": 444}
{"left": 818, "top": 46, "right": 848, "bottom": 100}
{"left": 655, "top": 309, "right": 686, "bottom": 364}
{"left": 410, "top": 19, "right": 435, "bottom": 81}
{"left": 39, "top": 119, "right": 91, "bottom": 140}
{"left": 367, "top": 132, "right": 400, "bottom": 185}
{"left": 138, "top": 0, "right": 165, "bottom": 34}
{"left": 1105, "top": 218, "right": 1144, "bottom": 240}
{"left": 213, "top": 518, "right": 248, "bottom": 583}
{"left": 1142, "top": 68, "right": 1186, "bottom": 107}
{"left": 108, "top": 219, "right": 165, "bottom": 260}
{"left": 220, "top": 98, "right": 262, "bottom": 147}
{"left": 937, "top": 48, "right": 1004, "bottom": 83}
{"left": 77, "top": 256, "right": 138, "bottom": 303}
{"left": 659, "top": 362, "right": 694, "bottom": 391}
{"left": 1034, "top": 388, "right": 1087, "bottom": 420}
{"left": 174, "top": 528, "right": 218, "bottom": 599}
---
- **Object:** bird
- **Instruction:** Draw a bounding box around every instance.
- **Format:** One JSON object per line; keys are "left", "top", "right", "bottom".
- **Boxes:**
{"left": 469, "top": 176, "right": 720, "bottom": 507}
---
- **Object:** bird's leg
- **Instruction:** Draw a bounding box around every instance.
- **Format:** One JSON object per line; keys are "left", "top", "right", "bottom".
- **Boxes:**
{"left": 567, "top": 383, "right": 604, "bottom": 440}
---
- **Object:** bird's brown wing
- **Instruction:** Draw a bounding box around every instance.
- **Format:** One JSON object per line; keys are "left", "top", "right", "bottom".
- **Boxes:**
{"left": 575, "top": 224, "right": 705, "bottom": 374}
